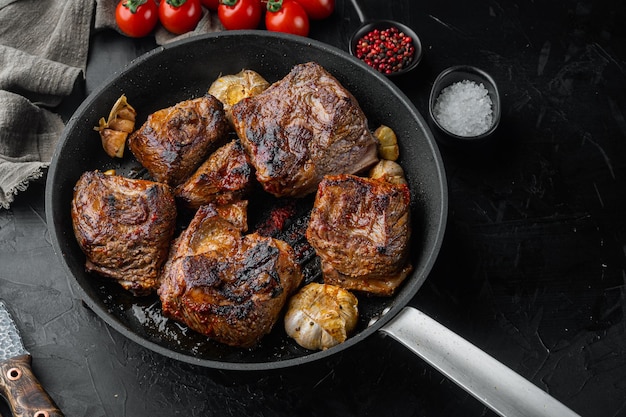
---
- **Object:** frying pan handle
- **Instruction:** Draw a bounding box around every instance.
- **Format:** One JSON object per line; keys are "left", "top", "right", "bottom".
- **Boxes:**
{"left": 380, "top": 307, "right": 581, "bottom": 417}
{"left": 347, "top": 0, "right": 367, "bottom": 24}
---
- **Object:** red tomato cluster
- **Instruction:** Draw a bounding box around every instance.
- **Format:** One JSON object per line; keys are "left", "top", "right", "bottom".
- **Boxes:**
{"left": 216, "top": 0, "right": 334, "bottom": 37}
{"left": 116, "top": 0, "right": 203, "bottom": 37}
{"left": 115, "top": 0, "right": 334, "bottom": 38}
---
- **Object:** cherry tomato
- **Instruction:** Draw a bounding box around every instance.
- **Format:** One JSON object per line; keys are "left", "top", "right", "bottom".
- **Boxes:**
{"left": 218, "top": 0, "right": 263, "bottom": 30}
{"left": 265, "top": 0, "right": 310, "bottom": 37}
{"left": 294, "top": 0, "right": 334, "bottom": 20}
{"left": 200, "top": 0, "right": 220, "bottom": 10}
{"left": 159, "top": 0, "right": 203, "bottom": 35}
{"left": 115, "top": 0, "right": 158, "bottom": 38}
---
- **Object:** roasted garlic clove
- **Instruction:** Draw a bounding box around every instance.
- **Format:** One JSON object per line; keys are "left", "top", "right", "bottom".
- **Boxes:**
{"left": 94, "top": 94, "right": 136, "bottom": 158}
{"left": 208, "top": 69, "right": 270, "bottom": 123}
{"left": 284, "top": 283, "right": 358, "bottom": 351}
{"left": 369, "top": 159, "right": 407, "bottom": 185}
{"left": 374, "top": 125, "right": 400, "bottom": 161}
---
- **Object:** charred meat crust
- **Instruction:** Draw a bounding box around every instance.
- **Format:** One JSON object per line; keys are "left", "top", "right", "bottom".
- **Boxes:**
{"left": 306, "top": 174, "right": 412, "bottom": 296}
{"left": 159, "top": 204, "right": 303, "bottom": 348}
{"left": 128, "top": 94, "right": 230, "bottom": 186}
{"left": 175, "top": 139, "right": 253, "bottom": 209}
{"left": 231, "top": 62, "right": 379, "bottom": 198}
{"left": 71, "top": 170, "right": 177, "bottom": 296}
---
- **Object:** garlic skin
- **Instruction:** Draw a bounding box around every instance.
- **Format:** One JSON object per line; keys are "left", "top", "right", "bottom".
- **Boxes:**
{"left": 284, "top": 283, "right": 358, "bottom": 351}
{"left": 374, "top": 124, "right": 399, "bottom": 161}
{"left": 94, "top": 94, "right": 136, "bottom": 158}
{"left": 369, "top": 159, "right": 407, "bottom": 185}
{"left": 370, "top": 124, "right": 406, "bottom": 185}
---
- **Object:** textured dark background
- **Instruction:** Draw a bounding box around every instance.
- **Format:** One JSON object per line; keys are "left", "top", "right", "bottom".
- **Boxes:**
{"left": 1, "top": 0, "right": 625, "bottom": 415}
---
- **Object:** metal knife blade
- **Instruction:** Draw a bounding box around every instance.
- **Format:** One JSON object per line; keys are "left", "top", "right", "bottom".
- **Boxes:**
{"left": 0, "top": 300, "right": 64, "bottom": 417}
{"left": 0, "top": 301, "right": 29, "bottom": 361}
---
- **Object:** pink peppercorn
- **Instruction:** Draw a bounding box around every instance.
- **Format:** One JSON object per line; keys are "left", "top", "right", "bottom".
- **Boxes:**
{"left": 355, "top": 26, "right": 415, "bottom": 74}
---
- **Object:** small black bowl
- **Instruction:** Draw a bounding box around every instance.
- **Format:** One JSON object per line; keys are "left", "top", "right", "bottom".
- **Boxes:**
{"left": 428, "top": 65, "right": 501, "bottom": 148}
{"left": 349, "top": 20, "right": 423, "bottom": 77}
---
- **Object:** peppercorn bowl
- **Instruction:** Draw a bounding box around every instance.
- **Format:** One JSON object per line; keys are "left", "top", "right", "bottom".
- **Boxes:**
{"left": 428, "top": 65, "right": 501, "bottom": 148}
{"left": 349, "top": 20, "right": 423, "bottom": 77}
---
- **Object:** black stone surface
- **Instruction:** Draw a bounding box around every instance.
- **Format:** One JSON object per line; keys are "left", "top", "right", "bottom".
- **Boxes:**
{"left": 1, "top": 1, "right": 625, "bottom": 415}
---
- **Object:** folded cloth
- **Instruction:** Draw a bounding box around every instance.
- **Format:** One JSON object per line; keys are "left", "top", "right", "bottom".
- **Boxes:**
{"left": 0, "top": 0, "right": 93, "bottom": 209}
{"left": 0, "top": 91, "right": 66, "bottom": 202}
{"left": 0, "top": 0, "right": 223, "bottom": 209}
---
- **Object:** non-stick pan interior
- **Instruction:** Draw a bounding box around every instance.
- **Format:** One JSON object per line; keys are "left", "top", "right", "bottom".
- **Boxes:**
{"left": 45, "top": 31, "right": 447, "bottom": 370}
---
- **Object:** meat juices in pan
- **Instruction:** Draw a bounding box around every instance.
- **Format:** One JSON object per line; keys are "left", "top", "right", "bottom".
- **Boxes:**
{"left": 231, "top": 61, "right": 379, "bottom": 198}
{"left": 128, "top": 95, "right": 230, "bottom": 186}
{"left": 158, "top": 203, "right": 303, "bottom": 348}
{"left": 71, "top": 171, "right": 177, "bottom": 296}
{"left": 306, "top": 174, "right": 413, "bottom": 296}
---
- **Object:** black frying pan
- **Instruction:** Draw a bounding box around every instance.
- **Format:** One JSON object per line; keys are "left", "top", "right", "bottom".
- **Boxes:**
{"left": 45, "top": 32, "right": 577, "bottom": 417}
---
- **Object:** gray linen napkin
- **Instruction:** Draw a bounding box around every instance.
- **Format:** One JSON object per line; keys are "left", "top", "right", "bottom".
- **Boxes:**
{"left": 0, "top": 0, "right": 222, "bottom": 209}
{"left": 0, "top": 0, "right": 93, "bottom": 209}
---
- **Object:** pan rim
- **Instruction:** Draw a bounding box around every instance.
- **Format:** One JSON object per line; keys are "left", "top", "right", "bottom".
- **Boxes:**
{"left": 45, "top": 30, "right": 448, "bottom": 371}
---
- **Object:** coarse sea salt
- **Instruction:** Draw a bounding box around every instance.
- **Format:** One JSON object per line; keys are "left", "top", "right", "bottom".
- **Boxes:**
{"left": 433, "top": 79, "right": 493, "bottom": 137}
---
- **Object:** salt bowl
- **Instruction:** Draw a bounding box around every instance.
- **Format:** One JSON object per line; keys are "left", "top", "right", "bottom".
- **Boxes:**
{"left": 428, "top": 65, "right": 501, "bottom": 147}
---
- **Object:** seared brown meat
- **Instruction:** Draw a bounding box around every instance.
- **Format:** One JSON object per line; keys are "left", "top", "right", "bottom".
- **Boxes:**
{"left": 129, "top": 95, "right": 229, "bottom": 186}
{"left": 159, "top": 203, "right": 303, "bottom": 348}
{"left": 231, "top": 62, "right": 379, "bottom": 198}
{"left": 175, "top": 140, "right": 252, "bottom": 209}
{"left": 306, "top": 174, "right": 412, "bottom": 296}
{"left": 71, "top": 171, "right": 177, "bottom": 295}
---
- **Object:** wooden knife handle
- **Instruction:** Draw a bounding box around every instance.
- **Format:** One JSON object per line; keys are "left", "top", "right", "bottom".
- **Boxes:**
{"left": 0, "top": 354, "right": 64, "bottom": 417}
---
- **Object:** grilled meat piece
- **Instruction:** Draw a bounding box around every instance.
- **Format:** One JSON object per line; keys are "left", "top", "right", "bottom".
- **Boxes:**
{"left": 231, "top": 62, "right": 379, "bottom": 198}
{"left": 71, "top": 170, "right": 177, "bottom": 296}
{"left": 159, "top": 203, "right": 303, "bottom": 348}
{"left": 306, "top": 174, "right": 412, "bottom": 296}
{"left": 209, "top": 199, "right": 249, "bottom": 233}
{"left": 129, "top": 95, "right": 229, "bottom": 186}
{"left": 175, "top": 140, "right": 252, "bottom": 209}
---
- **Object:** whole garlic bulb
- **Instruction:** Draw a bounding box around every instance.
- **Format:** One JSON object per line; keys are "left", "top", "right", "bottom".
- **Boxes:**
{"left": 284, "top": 283, "right": 358, "bottom": 351}
{"left": 208, "top": 69, "right": 269, "bottom": 124}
